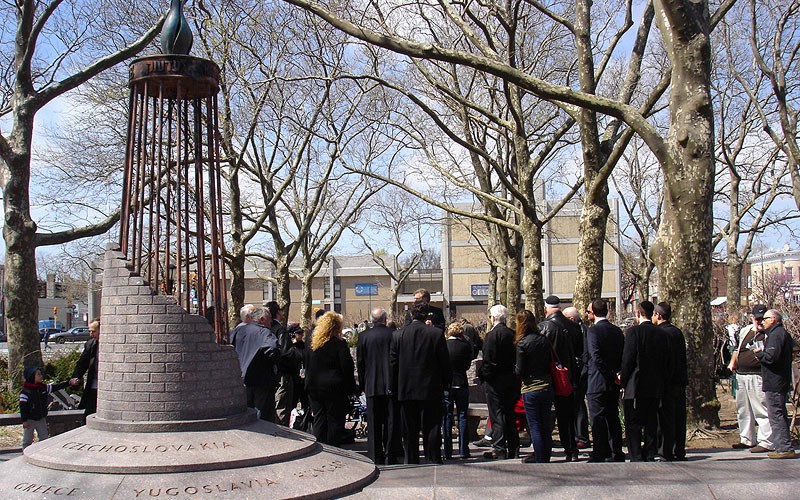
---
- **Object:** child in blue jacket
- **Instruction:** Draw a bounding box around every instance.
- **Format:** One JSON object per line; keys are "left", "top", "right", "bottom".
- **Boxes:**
{"left": 20, "top": 366, "right": 73, "bottom": 449}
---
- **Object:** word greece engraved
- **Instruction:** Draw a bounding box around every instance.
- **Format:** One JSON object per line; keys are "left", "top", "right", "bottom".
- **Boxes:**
{"left": 133, "top": 479, "right": 277, "bottom": 498}
{"left": 61, "top": 441, "right": 232, "bottom": 453}
{"left": 14, "top": 484, "right": 79, "bottom": 496}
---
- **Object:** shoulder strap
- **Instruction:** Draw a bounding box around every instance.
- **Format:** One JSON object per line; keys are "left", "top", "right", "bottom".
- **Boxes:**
{"left": 544, "top": 335, "right": 562, "bottom": 365}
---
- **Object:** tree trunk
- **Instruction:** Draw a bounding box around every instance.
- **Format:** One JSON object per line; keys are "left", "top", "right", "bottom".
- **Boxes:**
{"left": 488, "top": 263, "right": 498, "bottom": 307}
{"left": 388, "top": 282, "right": 401, "bottom": 323}
{"left": 725, "top": 256, "right": 744, "bottom": 316}
{"left": 520, "top": 218, "right": 545, "bottom": 315}
{"left": 574, "top": 188, "right": 610, "bottom": 316}
{"left": 227, "top": 170, "right": 245, "bottom": 327}
{"left": 274, "top": 257, "right": 291, "bottom": 326}
{"left": 572, "top": 0, "right": 609, "bottom": 319}
{"left": 653, "top": 0, "right": 719, "bottom": 427}
{"left": 505, "top": 244, "right": 522, "bottom": 314}
{"left": 228, "top": 251, "right": 245, "bottom": 325}
{"left": 4, "top": 113, "right": 43, "bottom": 390}
{"left": 300, "top": 274, "right": 313, "bottom": 330}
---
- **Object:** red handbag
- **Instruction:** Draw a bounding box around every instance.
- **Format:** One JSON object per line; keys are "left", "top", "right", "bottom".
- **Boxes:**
{"left": 548, "top": 342, "right": 573, "bottom": 397}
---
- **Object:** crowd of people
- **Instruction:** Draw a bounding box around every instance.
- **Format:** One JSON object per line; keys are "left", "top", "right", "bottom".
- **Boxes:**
{"left": 22, "top": 293, "right": 795, "bottom": 464}
{"left": 225, "top": 291, "right": 799, "bottom": 465}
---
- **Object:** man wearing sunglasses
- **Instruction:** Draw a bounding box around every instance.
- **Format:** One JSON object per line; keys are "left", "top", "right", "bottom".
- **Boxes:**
{"left": 728, "top": 305, "right": 773, "bottom": 453}
{"left": 754, "top": 310, "right": 797, "bottom": 459}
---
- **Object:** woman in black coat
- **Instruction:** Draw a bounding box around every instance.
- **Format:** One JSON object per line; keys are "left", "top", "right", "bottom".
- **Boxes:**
{"left": 305, "top": 312, "right": 357, "bottom": 446}
{"left": 515, "top": 310, "right": 553, "bottom": 463}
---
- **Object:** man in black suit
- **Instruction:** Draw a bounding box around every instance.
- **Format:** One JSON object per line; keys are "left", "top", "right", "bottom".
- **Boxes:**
{"left": 357, "top": 307, "right": 403, "bottom": 465}
{"left": 584, "top": 299, "right": 625, "bottom": 462}
{"left": 654, "top": 302, "right": 688, "bottom": 461}
{"left": 480, "top": 304, "right": 519, "bottom": 460}
{"left": 538, "top": 295, "right": 583, "bottom": 461}
{"left": 267, "top": 301, "right": 298, "bottom": 427}
{"left": 411, "top": 288, "right": 447, "bottom": 331}
{"left": 390, "top": 301, "right": 452, "bottom": 464}
{"left": 564, "top": 306, "right": 591, "bottom": 450}
{"left": 620, "top": 300, "right": 671, "bottom": 461}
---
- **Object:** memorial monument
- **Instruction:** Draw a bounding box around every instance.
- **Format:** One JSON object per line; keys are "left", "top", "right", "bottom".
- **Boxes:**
{"left": 0, "top": 2, "right": 376, "bottom": 497}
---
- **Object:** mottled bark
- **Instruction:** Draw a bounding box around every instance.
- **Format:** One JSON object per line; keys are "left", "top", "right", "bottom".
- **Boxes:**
{"left": 725, "top": 257, "right": 744, "bottom": 316}
{"left": 4, "top": 122, "right": 43, "bottom": 383}
{"left": 571, "top": 0, "right": 609, "bottom": 319}
{"left": 487, "top": 263, "right": 498, "bottom": 307}
{"left": 504, "top": 243, "right": 522, "bottom": 313}
{"left": 226, "top": 167, "right": 245, "bottom": 326}
{"left": 273, "top": 255, "right": 292, "bottom": 326}
{"left": 228, "top": 251, "right": 245, "bottom": 325}
{"left": 574, "top": 186, "right": 611, "bottom": 316}
{"left": 300, "top": 274, "right": 313, "bottom": 330}
{"left": 634, "top": 260, "right": 655, "bottom": 304}
{"left": 520, "top": 219, "right": 545, "bottom": 315}
{"left": 653, "top": 0, "right": 719, "bottom": 427}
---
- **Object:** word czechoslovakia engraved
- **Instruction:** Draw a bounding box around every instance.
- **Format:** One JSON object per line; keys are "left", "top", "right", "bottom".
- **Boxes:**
{"left": 60, "top": 441, "right": 233, "bottom": 453}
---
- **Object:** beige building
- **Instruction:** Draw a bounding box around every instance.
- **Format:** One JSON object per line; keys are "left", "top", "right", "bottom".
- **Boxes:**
{"left": 237, "top": 198, "right": 622, "bottom": 325}
{"left": 240, "top": 255, "right": 441, "bottom": 325}
{"left": 748, "top": 248, "right": 800, "bottom": 303}
{"left": 441, "top": 199, "right": 622, "bottom": 319}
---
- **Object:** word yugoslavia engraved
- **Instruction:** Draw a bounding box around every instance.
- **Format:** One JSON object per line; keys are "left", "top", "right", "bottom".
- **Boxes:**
{"left": 133, "top": 479, "right": 277, "bottom": 497}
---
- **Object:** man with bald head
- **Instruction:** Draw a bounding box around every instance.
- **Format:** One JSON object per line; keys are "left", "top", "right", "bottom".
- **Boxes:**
{"left": 357, "top": 307, "right": 402, "bottom": 465}
{"left": 539, "top": 296, "right": 582, "bottom": 461}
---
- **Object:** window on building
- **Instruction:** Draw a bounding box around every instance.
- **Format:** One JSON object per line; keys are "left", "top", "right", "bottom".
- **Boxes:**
{"left": 334, "top": 278, "right": 341, "bottom": 299}
{"left": 333, "top": 303, "right": 341, "bottom": 313}
{"left": 786, "top": 267, "right": 793, "bottom": 280}
{"left": 324, "top": 278, "right": 331, "bottom": 299}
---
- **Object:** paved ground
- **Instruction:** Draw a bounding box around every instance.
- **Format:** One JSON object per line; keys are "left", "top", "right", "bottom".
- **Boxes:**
{"left": 351, "top": 448, "right": 800, "bottom": 499}
{"left": 3, "top": 441, "right": 799, "bottom": 498}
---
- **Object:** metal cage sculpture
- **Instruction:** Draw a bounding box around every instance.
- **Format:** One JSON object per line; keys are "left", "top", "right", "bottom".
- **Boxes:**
{"left": 119, "top": 2, "right": 228, "bottom": 341}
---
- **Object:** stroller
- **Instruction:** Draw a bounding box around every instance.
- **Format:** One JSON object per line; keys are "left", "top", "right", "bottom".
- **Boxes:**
{"left": 344, "top": 394, "right": 368, "bottom": 440}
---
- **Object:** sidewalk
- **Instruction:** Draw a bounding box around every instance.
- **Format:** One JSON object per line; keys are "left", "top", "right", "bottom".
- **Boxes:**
{"left": 351, "top": 447, "right": 800, "bottom": 499}
{"left": 3, "top": 444, "right": 798, "bottom": 499}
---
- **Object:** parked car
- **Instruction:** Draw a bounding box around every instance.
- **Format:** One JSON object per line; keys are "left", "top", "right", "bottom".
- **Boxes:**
{"left": 39, "top": 327, "right": 65, "bottom": 342}
{"left": 48, "top": 326, "right": 91, "bottom": 344}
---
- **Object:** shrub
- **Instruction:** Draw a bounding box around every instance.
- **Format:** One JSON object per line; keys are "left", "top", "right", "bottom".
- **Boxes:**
{"left": 0, "top": 350, "right": 83, "bottom": 413}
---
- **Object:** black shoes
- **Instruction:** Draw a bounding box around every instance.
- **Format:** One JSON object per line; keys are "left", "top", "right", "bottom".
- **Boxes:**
{"left": 565, "top": 451, "right": 580, "bottom": 462}
{"left": 731, "top": 443, "right": 752, "bottom": 449}
{"left": 521, "top": 454, "right": 537, "bottom": 463}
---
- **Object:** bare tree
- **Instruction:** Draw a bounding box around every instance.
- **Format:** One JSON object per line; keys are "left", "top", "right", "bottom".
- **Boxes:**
{"left": 739, "top": 0, "right": 800, "bottom": 209}
{"left": 351, "top": 188, "right": 437, "bottom": 318}
{"left": 278, "top": 0, "right": 736, "bottom": 426}
{"left": 712, "top": 4, "right": 800, "bottom": 316}
{"left": 0, "top": 0, "right": 163, "bottom": 384}
{"left": 609, "top": 136, "right": 664, "bottom": 305}
{"left": 186, "top": 2, "right": 391, "bottom": 325}
{"left": 752, "top": 268, "right": 793, "bottom": 308}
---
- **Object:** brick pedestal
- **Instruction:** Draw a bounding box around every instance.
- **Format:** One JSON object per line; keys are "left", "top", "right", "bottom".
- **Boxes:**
{"left": 96, "top": 245, "right": 246, "bottom": 423}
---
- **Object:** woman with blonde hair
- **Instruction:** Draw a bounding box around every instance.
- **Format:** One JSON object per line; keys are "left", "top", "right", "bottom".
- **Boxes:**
{"left": 442, "top": 321, "right": 474, "bottom": 459}
{"left": 305, "top": 312, "right": 357, "bottom": 446}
